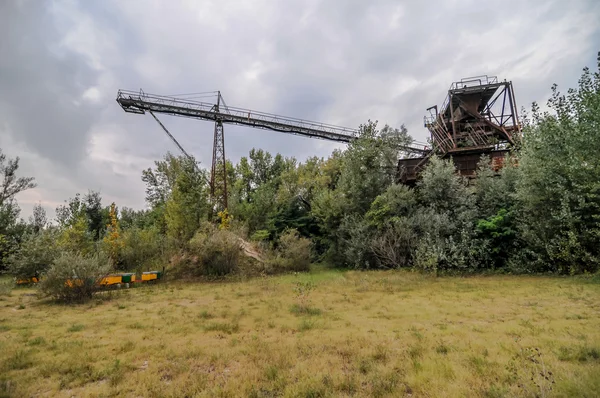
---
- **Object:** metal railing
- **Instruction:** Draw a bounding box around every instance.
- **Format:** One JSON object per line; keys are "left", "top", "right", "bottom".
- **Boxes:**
{"left": 117, "top": 90, "right": 358, "bottom": 143}
{"left": 117, "top": 89, "right": 429, "bottom": 154}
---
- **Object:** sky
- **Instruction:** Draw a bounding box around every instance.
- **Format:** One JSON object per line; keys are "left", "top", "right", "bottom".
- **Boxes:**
{"left": 1, "top": 0, "right": 599, "bottom": 220}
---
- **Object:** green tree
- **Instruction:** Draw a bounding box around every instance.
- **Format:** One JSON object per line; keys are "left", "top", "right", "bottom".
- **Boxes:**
{"left": 57, "top": 215, "right": 94, "bottom": 256}
{"left": 28, "top": 203, "right": 47, "bottom": 234}
{"left": 311, "top": 121, "right": 414, "bottom": 266}
{"left": 516, "top": 54, "right": 600, "bottom": 273}
{"left": 8, "top": 229, "right": 59, "bottom": 278}
{"left": 0, "top": 149, "right": 36, "bottom": 271}
{"left": 164, "top": 156, "right": 210, "bottom": 245}
{"left": 84, "top": 191, "right": 106, "bottom": 240}
{"left": 103, "top": 203, "right": 123, "bottom": 268}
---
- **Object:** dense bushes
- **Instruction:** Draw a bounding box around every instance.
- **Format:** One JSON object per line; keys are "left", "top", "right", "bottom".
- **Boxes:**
{"left": 39, "top": 253, "right": 110, "bottom": 302}
{"left": 119, "top": 227, "right": 166, "bottom": 272}
{"left": 266, "top": 229, "right": 311, "bottom": 273}
{"left": 8, "top": 229, "right": 59, "bottom": 278}
{"left": 4, "top": 55, "right": 600, "bottom": 284}
{"left": 173, "top": 223, "right": 243, "bottom": 277}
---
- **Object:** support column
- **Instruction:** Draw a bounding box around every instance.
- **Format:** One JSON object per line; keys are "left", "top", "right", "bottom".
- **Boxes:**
{"left": 210, "top": 119, "right": 228, "bottom": 213}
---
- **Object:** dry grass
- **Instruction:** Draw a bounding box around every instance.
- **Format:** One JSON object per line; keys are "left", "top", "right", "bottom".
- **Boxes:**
{"left": 0, "top": 270, "right": 599, "bottom": 397}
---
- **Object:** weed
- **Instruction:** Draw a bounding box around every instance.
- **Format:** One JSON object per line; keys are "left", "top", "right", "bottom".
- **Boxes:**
{"left": 578, "top": 347, "right": 600, "bottom": 361}
{"left": 298, "top": 318, "right": 317, "bottom": 332}
{"left": 67, "top": 324, "right": 85, "bottom": 332}
{"left": 558, "top": 345, "right": 600, "bottom": 362}
{"left": 106, "top": 359, "right": 124, "bottom": 386}
{"left": 290, "top": 303, "right": 322, "bottom": 316}
{"left": 372, "top": 344, "right": 389, "bottom": 363}
{"left": 0, "top": 281, "right": 12, "bottom": 297}
{"left": 370, "top": 371, "right": 399, "bottom": 397}
{"left": 3, "top": 350, "right": 32, "bottom": 371}
{"left": 468, "top": 355, "right": 489, "bottom": 376}
{"left": 27, "top": 336, "right": 46, "bottom": 346}
{"left": 408, "top": 344, "right": 424, "bottom": 360}
{"left": 337, "top": 375, "right": 358, "bottom": 395}
{"left": 0, "top": 378, "right": 16, "bottom": 398}
{"left": 293, "top": 281, "right": 315, "bottom": 305}
{"left": 409, "top": 326, "right": 424, "bottom": 340}
{"left": 204, "top": 321, "right": 240, "bottom": 334}
{"left": 264, "top": 365, "right": 279, "bottom": 381}
{"left": 510, "top": 346, "right": 554, "bottom": 397}
{"left": 436, "top": 342, "right": 449, "bottom": 355}
{"left": 358, "top": 357, "right": 373, "bottom": 374}
{"left": 294, "top": 379, "right": 329, "bottom": 398}
{"left": 199, "top": 310, "right": 214, "bottom": 319}
{"left": 484, "top": 384, "right": 508, "bottom": 398}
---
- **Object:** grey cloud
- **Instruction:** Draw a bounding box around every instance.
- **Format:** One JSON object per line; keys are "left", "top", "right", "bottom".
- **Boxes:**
{"left": 0, "top": 1, "right": 101, "bottom": 169}
{"left": 2, "top": 0, "right": 600, "bottom": 218}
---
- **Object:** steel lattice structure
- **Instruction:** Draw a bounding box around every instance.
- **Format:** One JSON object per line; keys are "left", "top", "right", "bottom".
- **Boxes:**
{"left": 211, "top": 120, "right": 227, "bottom": 211}
{"left": 117, "top": 90, "right": 360, "bottom": 143}
{"left": 398, "top": 75, "right": 521, "bottom": 183}
{"left": 116, "top": 89, "right": 427, "bottom": 212}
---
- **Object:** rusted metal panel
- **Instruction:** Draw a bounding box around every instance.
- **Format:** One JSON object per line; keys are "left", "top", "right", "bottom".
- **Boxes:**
{"left": 397, "top": 149, "right": 511, "bottom": 184}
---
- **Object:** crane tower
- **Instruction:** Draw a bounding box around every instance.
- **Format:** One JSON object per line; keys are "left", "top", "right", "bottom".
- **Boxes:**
{"left": 116, "top": 89, "right": 427, "bottom": 212}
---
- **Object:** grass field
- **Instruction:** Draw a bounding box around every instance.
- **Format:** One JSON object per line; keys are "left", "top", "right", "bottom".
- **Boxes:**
{"left": 1, "top": 269, "right": 599, "bottom": 397}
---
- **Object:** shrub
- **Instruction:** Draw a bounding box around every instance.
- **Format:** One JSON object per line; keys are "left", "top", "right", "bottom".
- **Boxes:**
{"left": 175, "top": 223, "right": 242, "bottom": 277}
{"left": 56, "top": 216, "right": 95, "bottom": 256}
{"left": 0, "top": 279, "right": 12, "bottom": 296}
{"left": 119, "top": 227, "right": 166, "bottom": 272}
{"left": 267, "top": 229, "right": 311, "bottom": 273}
{"left": 370, "top": 217, "right": 417, "bottom": 269}
{"left": 8, "top": 229, "right": 59, "bottom": 279}
{"left": 39, "top": 252, "right": 110, "bottom": 302}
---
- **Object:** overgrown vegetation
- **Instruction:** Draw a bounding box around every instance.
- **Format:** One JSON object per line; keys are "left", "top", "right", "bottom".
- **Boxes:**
{"left": 39, "top": 253, "right": 110, "bottom": 302}
{"left": 1, "top": 270, "right": 599, "bottom": 396}
{"left": 0, "top": 55, "right": 599, "bottom": 303}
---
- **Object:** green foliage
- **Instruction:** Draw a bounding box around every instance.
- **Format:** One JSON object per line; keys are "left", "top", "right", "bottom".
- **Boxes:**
{"left": 266, "top": 229, "right": 312, "bottom": 273}
{"left": 56, "top": 215, "right": 94, "bottom": 256}
{"left": 163, "top": 155, "right": 210, "bottom": 245}
{"left": 8, "top": 229, "right": 59, "bottom": 278}
{"left": 176, "top": 224, "right": 242, "bottom": 277}
{"left": 250, "top": 229, "right": 270, "bottom": 242}
{"left": 5, "top": 54, "right": 600, "bottom": 278}
{"left": 312, "top": 121, "right": 414, "bottom": 265}
{"left": 55, "top": 191, "right": 110, "bottom": 241}
{"left": 366, "top": 184, "right": 416, "bottom": 227}
{"left": 476, "top": 208, "right": 517, "bottom": 268}
{"left": 39, "top": 252, "right": 110, "bottom": 302}
{"left": 119, "top": 227, "right": 166, "bottom": 272}
{"left": 0, "top": 150, "right": 35, "bottom": 271}
{"left": 103, "top": 203, "right": 123, "bottom": 268}
{"left": 516, "top": 54, "right": 600, "bottom": 273}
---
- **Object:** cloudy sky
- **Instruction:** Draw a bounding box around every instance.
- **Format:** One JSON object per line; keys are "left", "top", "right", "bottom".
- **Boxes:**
{"left": 1, "top": 0, "right": 599, "bottom": 220}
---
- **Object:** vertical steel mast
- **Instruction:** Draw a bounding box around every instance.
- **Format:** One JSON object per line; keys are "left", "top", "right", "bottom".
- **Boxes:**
{"left": 210, "top": 92, "right": 228, "bottom": 212}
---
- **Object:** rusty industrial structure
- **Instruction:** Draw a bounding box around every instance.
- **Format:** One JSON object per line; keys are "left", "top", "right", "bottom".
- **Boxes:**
{"left": 117, "top": 75, "right": 521, "bottom": 210}
{"left": 397, "top": 75, "right": 521, "bottom": 183}
{"left": 116, "top": 89, "right": 427, "bottom": 212}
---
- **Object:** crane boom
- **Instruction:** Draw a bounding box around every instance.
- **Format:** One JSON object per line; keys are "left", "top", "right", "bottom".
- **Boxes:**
{"left": 148, "top": 110, "right": 194, "bottom": 161}
{"left": 116, "top": 89, "right": 427, "bottom": 154}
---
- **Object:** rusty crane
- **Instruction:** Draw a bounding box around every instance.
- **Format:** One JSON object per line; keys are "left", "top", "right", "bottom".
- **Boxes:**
{"left": 116, "top": 89, "right": 427, "bottom": 212}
